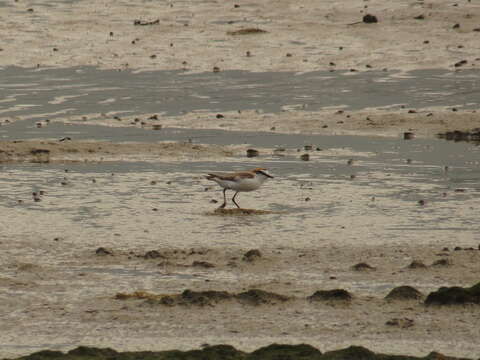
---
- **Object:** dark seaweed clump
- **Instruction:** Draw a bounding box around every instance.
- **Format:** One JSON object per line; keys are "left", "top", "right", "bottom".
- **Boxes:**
{"left": 385, "top": 286, "right": 423, "bottom": 301}
{"left": 425, "top": 282, "right": 480, "bottom": 305}
{"left": 121, "top": 289, "right": 290, "bottom": 307}
{"left": 16, "top": 344, "right": 472, "bottom": 360}
{"left": 437, "top": 129, "right": 480, "bottom": 144}
{"left": 308, "top": 289, "right": 352, "bottom": 302}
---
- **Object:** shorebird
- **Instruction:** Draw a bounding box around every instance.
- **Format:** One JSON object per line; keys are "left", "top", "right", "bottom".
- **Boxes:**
{"left": 206, "top": 168, "right": 274, "bottom": 209}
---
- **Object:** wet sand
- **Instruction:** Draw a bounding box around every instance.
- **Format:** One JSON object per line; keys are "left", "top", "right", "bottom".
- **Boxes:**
{"left": 0, "top": 139, "right": 235, "bottom": 162}
{"left": 1, "top": 0, "right": 480, "bottom": 359}
{"left": 2, "top": 136, "right": 480, "bottom": 358}
{"left": 1, "top": 0, "right": 480, "bottom": 73}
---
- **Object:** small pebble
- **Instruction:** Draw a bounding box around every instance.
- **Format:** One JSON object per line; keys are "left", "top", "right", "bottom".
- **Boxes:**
{"left": 246, "top": 149, "right": 259, "bottom": 158}
{"left": 363, "top": 14, "right": 378, "bottom": 23}
{"left": 300, "top": 153, "right": 310, "bottom": 161}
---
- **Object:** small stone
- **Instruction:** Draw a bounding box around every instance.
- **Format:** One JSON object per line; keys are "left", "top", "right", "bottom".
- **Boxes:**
{"left": 216, "top": 114, "right": 224, "bottom": 119}
{"left": 213, "top": 66, "right": 220, "bottom": 73}
{"left": 351, "top": 262, "right": 375, "bottom": 271}
{"left": 363, "top": 14, "right": 378, "bottom": 23}
{"left": 404, "top": 132, "right": 415, "bottom": 140}
{"left": 300, "top": 153, "right": 310, "bottom": 161}
{"left": 407, "top": 260, "right": 427, "bottom": 269}
{"left": 243, "top": 249, "right": 262, "bottom": 262}
{"left": 386, "top": 318, "right": 414, "bottom": 328}
{"left": 95, "top": 247, "right": 113, "bottom": 256}
{"left": 431, "top": 258, "right": 451, "bottom": 267}
{"left": 246, "top": 149, "right": 259, "bottom": 158}
{"left": 192, "top": 261, "right": 215, "bottom": 268}
{"left": 414, "top": 14, "right": 425, "bottom": 20}
{"left": 144, "top": 250, "right": 164, "bottom": 259}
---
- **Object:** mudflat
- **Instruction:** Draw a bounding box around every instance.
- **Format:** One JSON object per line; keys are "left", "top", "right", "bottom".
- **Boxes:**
{"left": 1, "top": 0, "right": 480, "bottom": 359}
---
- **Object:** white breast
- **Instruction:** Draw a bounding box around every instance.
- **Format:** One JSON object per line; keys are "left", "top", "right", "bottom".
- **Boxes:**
{"left": 214, "top": 177, "right": 264, "bottom": 192}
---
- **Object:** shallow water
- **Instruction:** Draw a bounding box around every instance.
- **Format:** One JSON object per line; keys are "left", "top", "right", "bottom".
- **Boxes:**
{"left": 1, "top": 66, "right": 479, "bottom": 121}
{"left": 1, "top": 128, "right": 479, "bottom": 252}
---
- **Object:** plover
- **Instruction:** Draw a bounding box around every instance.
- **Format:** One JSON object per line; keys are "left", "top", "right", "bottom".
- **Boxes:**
{"left": 206, "top": 168, "right": 274, "bottom": 209}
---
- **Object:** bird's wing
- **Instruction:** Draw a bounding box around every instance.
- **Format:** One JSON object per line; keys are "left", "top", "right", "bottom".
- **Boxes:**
{"left": 206, "top": 171, "right": 254, "bottom": 181}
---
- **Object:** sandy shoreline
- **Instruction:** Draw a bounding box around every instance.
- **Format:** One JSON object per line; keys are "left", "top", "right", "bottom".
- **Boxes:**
{"left": 1, "top": 0, "right": 480, "bottom": 73}
{"left": 62, "top": 107, "right": 480, "bottom": 138}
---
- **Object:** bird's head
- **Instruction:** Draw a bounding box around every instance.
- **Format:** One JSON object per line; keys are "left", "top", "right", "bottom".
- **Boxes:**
{"left": 252, "top": 168, "right": 274, "bottom": 178}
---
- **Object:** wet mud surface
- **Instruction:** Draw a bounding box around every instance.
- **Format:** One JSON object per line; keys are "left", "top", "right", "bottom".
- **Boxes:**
{"left": 2, "top": 1, "right": 480, "bottom": 357}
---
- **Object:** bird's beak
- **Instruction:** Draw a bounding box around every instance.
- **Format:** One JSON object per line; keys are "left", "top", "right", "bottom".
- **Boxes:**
{"left": 266, "top": 173, "right": 274, "bottom": 178}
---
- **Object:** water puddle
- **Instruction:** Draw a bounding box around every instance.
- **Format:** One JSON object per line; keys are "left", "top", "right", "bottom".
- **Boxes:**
{"left": 0, "top": 66, "right": 479, "bottom": 121}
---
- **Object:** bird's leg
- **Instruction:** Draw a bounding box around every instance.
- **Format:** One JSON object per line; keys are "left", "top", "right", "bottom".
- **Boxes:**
{"left": 218, "top": 188, "right": 227, "bottom": 209}
{"left": 232, "top": 191, "right": 241, "bottom": 208}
